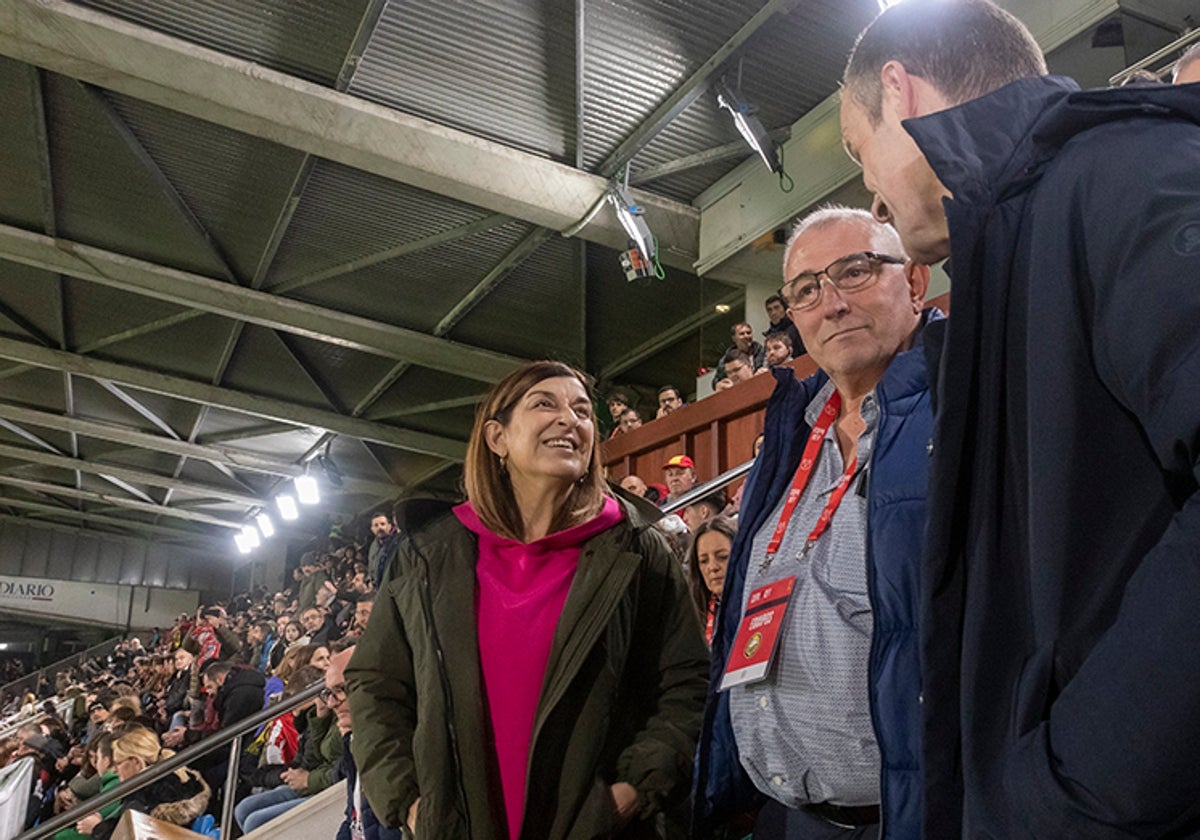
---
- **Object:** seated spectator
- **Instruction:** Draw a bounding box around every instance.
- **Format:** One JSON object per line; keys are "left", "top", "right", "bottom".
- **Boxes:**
{"left": 764, "top": 333, "right": 793, "bottom": 367}
{"left": 87, "top": 727, "right": 209, "bottom": 840}
{"left": 619, "top": 474, "right": 648, "bottom": 497}
{"left": 234, "top": 656, "right": 345, "bottom": 833}
{"left": 56, "top": 734, "right": 120, "bottom": 840}
{"left": 661, "top": 455, "right": 698, "bottom": 506}
{"left": 300, "top": 607, "right": 339, "bottom": 647}
{"left": 618, "top": 407, "right": 643, "bottom": 434}
{"left": 655, "top": 385, "right": 685, "bottom": 418}
{"left": 713, "top": 322, "right": 765, "bottom": 387}
{"left": 714, "top": 353, "right": 756, "bottom": 391}
{"left": 763, "top": 293, "right": 805, "bottom": 357}
{"left": 687, "top": 517, "right": 736, "bottom": 646}
{"left": 681, "top": 492, "right": 727, "bottom": 532}
{"left": 347, "top": 594, "right": 375, "bottom": 642}
{"left": 251, "top": 665, "right": 324, "bottom": 784}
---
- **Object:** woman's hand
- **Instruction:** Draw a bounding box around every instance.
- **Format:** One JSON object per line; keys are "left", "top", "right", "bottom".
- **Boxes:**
{"left": 75, "top": 813, "right": 101, "bottom": 835}
{"left": 610, "top": 782, "right": 639, "bottom": 826}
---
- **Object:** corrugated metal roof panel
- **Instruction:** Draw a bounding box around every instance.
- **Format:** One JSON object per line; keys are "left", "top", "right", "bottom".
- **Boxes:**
{"left": 606, "top": 0, "right": 879, "bottom": 201}
{"left": 72, "top": 0, "right": 370, "bottom": 86}
{"left": 0, "top": 58, "right": 50, "bottom": 232}
{"left": 581, "top": 0, "right": 764, "bottom": 170}
{"left": 266, "top": 159, "right": 503, "bottom": 288}
{"left": 101, "top": 90, "right": 309, "bottom": 283}
{"left": 350, "top": 0, "right": 576, "bottom": 161}
{"left": 44, "top": 72, "right": 230, "bottom": 277}
{"left": 451, "top": 235, "right": 584, "bottom": 361}
{"left": 286, "top": 219, "right": 535, "bottom": 335}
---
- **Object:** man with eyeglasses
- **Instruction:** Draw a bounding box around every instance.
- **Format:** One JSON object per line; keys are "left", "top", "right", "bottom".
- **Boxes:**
{"left": 695, "top": 205, "right": 943, "bottom": 840}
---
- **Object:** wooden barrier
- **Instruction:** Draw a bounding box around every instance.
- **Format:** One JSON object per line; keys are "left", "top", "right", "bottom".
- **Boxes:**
{"left": 111, "top": 810, "right": 208, "bottom": 840}
{"left": 603, "top": 295, "right": 949, "bottom": 492}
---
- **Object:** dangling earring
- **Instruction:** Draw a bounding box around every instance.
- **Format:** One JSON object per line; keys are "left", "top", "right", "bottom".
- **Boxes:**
{"left": 498, "top": 454, "right": 508, "bottom": 473}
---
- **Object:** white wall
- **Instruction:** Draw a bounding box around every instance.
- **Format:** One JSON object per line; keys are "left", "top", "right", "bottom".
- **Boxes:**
{"left": 0, "top": 574, "right": 199, "bottom": 630}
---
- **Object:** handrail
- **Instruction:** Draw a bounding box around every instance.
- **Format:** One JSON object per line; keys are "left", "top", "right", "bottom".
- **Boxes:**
{"left": 1, "top": 635, "right": 124, "bottom": 703}
{"left": 18, "top": 677, "right": 327, "bottom": 840}
{"left": 1109, "top": 25, "right": 1200, "bottom": 85}
{"left": 659, "top": 458, "right": 755, "bottom": 516}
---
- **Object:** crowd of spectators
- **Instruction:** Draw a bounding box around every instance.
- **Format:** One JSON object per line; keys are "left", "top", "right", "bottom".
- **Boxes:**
{"left": 0, "top": 513, "right": 398, "bottom": 839}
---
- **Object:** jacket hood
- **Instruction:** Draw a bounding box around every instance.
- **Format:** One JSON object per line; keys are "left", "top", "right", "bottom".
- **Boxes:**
{"left": 905, "top": 75, "right": 1200, "bottom": 206}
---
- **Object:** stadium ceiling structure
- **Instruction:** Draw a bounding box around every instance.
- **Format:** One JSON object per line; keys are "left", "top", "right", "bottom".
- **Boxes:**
{"left": 0, "top": 0, "right": 1190, "bottom": 553}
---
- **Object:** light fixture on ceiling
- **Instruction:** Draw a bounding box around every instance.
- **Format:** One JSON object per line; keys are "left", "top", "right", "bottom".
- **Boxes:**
{"left": 715, "top": 303, "right": 731, "bottom": 313}
{"left": 256, "top": 512, "right": 275, "bottom": 538}
{"left": 234, "top": 532, "right": 252, "bottom": 554}
{"left": 276, "top": 493, "right": 299, "bottom": 521}
{"left": 715, "top": 67, "right": 794, "bottom": 193}
{"left": 608, "top": 175, "right": 665, "bottom": 282}
{"left": 241, "top": 524, "right": 261, "bottom": 549}
{"left": 877, "top": 0, "right": 904, "bottom": 9}
{"left": 295, "top": 474, "right": 320, "bottom": 505}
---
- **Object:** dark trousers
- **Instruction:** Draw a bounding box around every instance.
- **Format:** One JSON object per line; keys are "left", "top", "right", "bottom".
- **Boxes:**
{"left": 753, "top": 800, "right": 880, "bottom": 840}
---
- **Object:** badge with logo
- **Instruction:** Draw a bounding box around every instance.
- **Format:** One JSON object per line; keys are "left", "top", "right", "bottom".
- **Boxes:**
{"left": 719, "top": 576, "right": 796, "bottom": 691}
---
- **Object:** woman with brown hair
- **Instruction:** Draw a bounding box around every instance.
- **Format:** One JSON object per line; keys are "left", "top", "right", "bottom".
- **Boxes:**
{"left": 686, "top": 517, "right": 737, "bottom": 647}
{"left": 348, "top": 360, "right": 709, "bottom": 840}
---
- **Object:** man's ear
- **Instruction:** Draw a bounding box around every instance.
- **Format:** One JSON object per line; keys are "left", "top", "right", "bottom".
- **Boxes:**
{"left": 483, "top": 419, "right": 507, "bottom": 458}
{"left": 905, "top": 260, "right": 931, "bottom": 312}
{"left": 881, "top": 60, "right": 953, "bottom": 120}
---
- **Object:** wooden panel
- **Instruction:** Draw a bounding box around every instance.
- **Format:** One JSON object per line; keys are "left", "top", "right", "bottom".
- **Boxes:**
{"left": 603, "top": 293, "right": 950, "bottom": 485}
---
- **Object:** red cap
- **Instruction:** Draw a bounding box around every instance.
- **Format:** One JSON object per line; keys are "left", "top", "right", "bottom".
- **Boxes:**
{"left": 663, "top": 455, "right": 695, "bottom": 470}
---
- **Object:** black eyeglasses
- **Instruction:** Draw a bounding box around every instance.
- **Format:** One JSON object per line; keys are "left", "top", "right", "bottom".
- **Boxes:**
{"left": 781, "top": 251, "right": 905, "bottom": 311}
{"left": 319, "top": 685, "right": 347, "bottom": 704}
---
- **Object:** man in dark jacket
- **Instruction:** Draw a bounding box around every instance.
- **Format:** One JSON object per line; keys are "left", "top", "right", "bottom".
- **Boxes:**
{"left": 695, "top": 206, "right": 938, "bottom": 839}
{"left": 841, "top": 1, "right": 1200, "bottom": 837}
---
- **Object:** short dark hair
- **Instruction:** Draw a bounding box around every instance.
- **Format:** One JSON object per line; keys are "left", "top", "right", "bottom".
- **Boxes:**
{"left": 843, "top": 0, "right": 1046, "bottom": 125}
{"left": 765, "top": 333, "right": 793, "bottom": 353}
{"left": 765, "top": 293, "right": 786, "bottom": 308}
{"left": 687, "top": 492, "right": 726, "bottom": 518}
{"left": 199, "top": 659, "right": 233, "bottom": 680}
{"left": 355, "top": 591, "right": 376, "bottom": 604}
{"left": 606, "top": 391, "right": 631, "bottom": 406}
{"left": 730, "top": 321, "right": 752, "bottom": 336}
{"left": 657, "top": 385, "right": 680, "bottom": 399}
{"left": 619, "top": 407, "right": 640, "bottom": 421}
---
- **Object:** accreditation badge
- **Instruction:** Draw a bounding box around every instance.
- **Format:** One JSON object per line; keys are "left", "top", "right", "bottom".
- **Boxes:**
{"left": 718, "top": 576, "right": 796, "bottom": 690}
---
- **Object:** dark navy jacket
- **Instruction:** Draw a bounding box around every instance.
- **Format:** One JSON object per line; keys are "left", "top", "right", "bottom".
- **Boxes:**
{"left": 337, "top": 733, "right": 403, "bottom": 840}
{"left": 695, "top": 310, "right": 941, "bottom": 839}
{"left": 914, "top": 77, "right": 1200, "bottom": 839}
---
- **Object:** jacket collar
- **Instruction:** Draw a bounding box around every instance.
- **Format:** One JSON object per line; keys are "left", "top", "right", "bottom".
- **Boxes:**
{"left": 906, "top": 75, "right": 1200, "bottom": 208}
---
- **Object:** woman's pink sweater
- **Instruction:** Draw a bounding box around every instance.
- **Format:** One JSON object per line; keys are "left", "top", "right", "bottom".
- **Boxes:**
{"left": 453, "top": 496, "right": 622, "bottom": 840}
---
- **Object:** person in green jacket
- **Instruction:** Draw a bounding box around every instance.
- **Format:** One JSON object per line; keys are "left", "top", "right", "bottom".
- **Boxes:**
{"left": 347, "top": 360, "right": 710, "bottom": 840}
{"left": 56, "top": 734, "right": 121, "bottom": 840}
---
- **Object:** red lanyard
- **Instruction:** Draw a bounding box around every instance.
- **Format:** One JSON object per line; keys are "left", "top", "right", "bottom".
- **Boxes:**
{"left": 764, "top": 390, "right": 859, "bottom": 557}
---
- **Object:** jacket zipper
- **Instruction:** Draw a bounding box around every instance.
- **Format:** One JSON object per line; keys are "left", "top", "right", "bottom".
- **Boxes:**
{"left": 864, "top": 391, "right": 885, "bottom": 840}
{"left": 412, "top": 537, "right": 474, "bottom": 839}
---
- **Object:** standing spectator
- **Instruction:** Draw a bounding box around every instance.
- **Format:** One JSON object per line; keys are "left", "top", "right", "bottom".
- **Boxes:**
{"left": 763, "top": 293, "right": 805, "bottom": 357}
{"left": 842, "top": 1, "right": 1200, "bottom": 837}
{"left": 605, "top": 391, "right": 633, "bottom": 439}
{"left": 617, "top": 407, "right": 643, "bottom": 434}
{"left": 366, "top": 512, "right": 400, "bottom": 588}
{"left": 296, "top": 555, "right": 331, "bottom": 614}
{"left": 681, "top": 492, "right": 726, "bottom": 533}
{"left": 346, "top": 360, "right": 708, "bottom": 839}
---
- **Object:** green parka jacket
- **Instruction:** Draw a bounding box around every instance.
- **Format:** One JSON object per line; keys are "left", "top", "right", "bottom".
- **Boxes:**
{"left": 346, "top": 495, "right": 709, "bottom": 840}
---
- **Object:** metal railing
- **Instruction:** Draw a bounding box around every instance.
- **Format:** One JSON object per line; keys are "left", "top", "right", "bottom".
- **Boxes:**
{"left": 658, "top": 458, "right": 755, "bottom": 517}
{"left": 0, "top": 635, "right": 124, "bottom": 704}
{"left": 18, "top": 678, "right": 326, "bottom": 840}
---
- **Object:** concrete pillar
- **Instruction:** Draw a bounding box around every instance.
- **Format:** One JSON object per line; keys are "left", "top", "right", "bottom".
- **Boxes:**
{"left": 743, "top": 279, "right": 778, "bottom": 345}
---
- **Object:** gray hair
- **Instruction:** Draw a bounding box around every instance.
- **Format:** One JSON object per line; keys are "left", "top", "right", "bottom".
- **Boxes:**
{"left": 1174, "top": 43, "right": 1200, "bottom": 84}
{"left": 842, "top": 0, "right": 1046, "bottom": 126}
{"left": 782, "top": 204, "right": 904, "bottom": 281}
